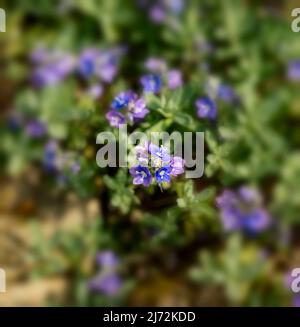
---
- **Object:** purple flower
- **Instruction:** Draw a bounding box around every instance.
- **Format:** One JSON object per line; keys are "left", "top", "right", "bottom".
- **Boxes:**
{"left": 293, "top": 295, "right": 300, "bottom": 307}
{"left": 196, "top": 97, "right": 217, "bottom": 120}
{"left": 128, "top": 98, "right": 149, "bottom": 121}
{"left": 149, "top": 144, "right": 171, "bottom": 163}
{"left": 32, "top": 51, "right": 75, "bottom": 87}
{"left": 70, "top": 162, "right": 81, "bottom": 174}
{"left": 238, "top": 186, "right": 261, "bottom": 205}
{"left": 54, "top": 54, "right": 76, "bottom": 76}
{"left": 145, "top": 57, "right": 167, "bottom": 73}
{"left": 78, "top": 48, "right": 98, "bottom": 77}
{"left": 32, "top": 67, "right": 58, "bottom": 86}
{"left": 26, "top": 120, "right": 46, "bottom": 138}
{"left": 43, "top": 140, "right": 58, "bottom": 172}
{"left": 98, "top": 63, "right": 117, "bottom": 83}
{"left": 167, "top": 69, "right": 182, "bottom": 89}
{"left": 216, "top": 190, "right": 241, "bottom": 231}
{"left": 216, "top": 187, "right": 271, "bottom": 234}
{"left": 33, "top": 62, "right": 74, "bottom": 87}
{"left": 170, "top": 156, "right": 185, "bottom": 176}
{"left": 129, "top": 165, "right": 152, "bottom": 186}
{"left": 155, "top": 166, "right": 172, "bottom": 183}
{"left": 140, "top": 74, "right": 162, "bottom": 94}
{"left": 149, "top": 6, "right": 166, "bottom": 23}
{"left": 108, "top": 91, "right": 149, "bottom": 126}
{"left": 135, "top": 143, "right": 150, "bottom": 166}
{"left": 87, "top": 84, "right": 103, "bottom": 99}
{"left": 217, "top": 84, "right": 238, "bottom": 104}
{"left": 78, "top": 48, "right": 122, "bottom": 82}
{"left": 287, "top": 60, "right": 300, "bottom": 81}
{"left": 95, "top": 52, "right": 118, "bottom": 82}
{"left": 242, "top": 209, "right": 271, "bottom": 233}
{"left": 106, "top": 110, "right": 126, "bottom": 127}
{"left": 88, "top": 273, "right": 122, "bottom": 296}
{"left": 96, "top": 251, "right": 119, "bottom": 269}
{"left": 111, "top": 90, "right": 136, "bottom": 110}
{"left": 164, "top": 0, "right": 184, "bottom": 14}
{"left": 30, "top": 47, "right": 49, "bottom": 64}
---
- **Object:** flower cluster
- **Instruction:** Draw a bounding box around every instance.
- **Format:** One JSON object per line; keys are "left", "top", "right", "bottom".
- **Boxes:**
{"left": 31, "top": 48, "right": 76, "bottom": 87}
{"left": 129, "top": 142, "right": 185, "bottom": 188}
{"left": 106, "top": 90, "right": 149, "bottom": 127}
{"left": 7, "top": 115, "right": 47, "bottom": 139}
{"left": 78, "top": 47, "right": 124, "bottom": 83}
{"left": 31, "top": 46, "right": 124, "bottom": 92}
{"left": 106, "top": 57, "right": 184, "bottom": 127}
{"left": 88, "top": 251, "right": 122, "bottom": 296}
{"left": 216, "top": 187, "right": 271, "bottom": 234}
{"left": 143, "top": 56, "right": 183, "bottom": 91}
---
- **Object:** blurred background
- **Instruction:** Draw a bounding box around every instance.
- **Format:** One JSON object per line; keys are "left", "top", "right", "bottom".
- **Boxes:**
{"left": 0, "top": 0, "right": 300, "bottom": 306}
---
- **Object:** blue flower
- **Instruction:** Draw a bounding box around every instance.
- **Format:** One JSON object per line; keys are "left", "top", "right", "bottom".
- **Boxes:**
{"left": 242, "top": 209, "right": 271, "bottom": 235}
{"left": 128, "top": 98, "right": 149, "bottom": 121}
{"left": 165, "top": 0, "right": 184, "bottom": 14}
{"left": 196, "top": 96, "right": 217, "bottom": 120}
{"left": 216, "top": 187, "right": 271, "bottom": 234}
{"left": 129, "top": 165, "right": 152, "bottom": 186}
{"left": 78, "top": 49, "right": 97, "bottom": 77}
{"left": 43, "top": 141, "right": 58, "bottom": 172}
{"left": 145, "top": 57, "right": 167, "bottom": 73}
{"left": 108, "top": 91, "right": 149, "bottom": 127}
{"left": 140, "top": 74, "right": 162, "bottom": 93}
{"left": 88, "top": 273, "right": 122, "bottom": 296}
{"left": 287, "top": 60, "right": 300, "bottom": 81}
{"left": 87, "top": 84, "right": 103, "bottom": 99}
{"left": 96, "top": 251, "right": 119, "bottom": 269}
{"left": 155, "top": 166, "right": 172, "bottom": 183}
{"left": 26, "top": 120, "right": 47, "bottom": 138}
{"left": 111, "top": 91, "right": 136, "bottom": 110}
{"left": 170, "top": 156, "right": 185, "bottom": 176}
{"left": 149, "top": 6, "right": 166, "bottom": 23}
{"left": 106, "top": 110, "right": 126, "bottom": 127}
{"left": 217, "top": 84, "right": 238, "bottom": 104}
{"left": 32, "top": 50, "right": 75, "bottom": 87}
{"left": 78, "top": 47, "right": 123, "bottom": 82}
{"left": 149, "top": 144, "right": 170, "bottom": 163}
{"left": 80, "top": 58, "right": 95, "bottom": 77}
{"left": 167, "top": 69, "right": 182, "bottom": 89}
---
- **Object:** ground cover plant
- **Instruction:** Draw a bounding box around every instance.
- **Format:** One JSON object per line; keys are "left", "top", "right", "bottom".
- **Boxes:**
{"left": 0, "top": 0, "right": 300, "bottom": 306}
